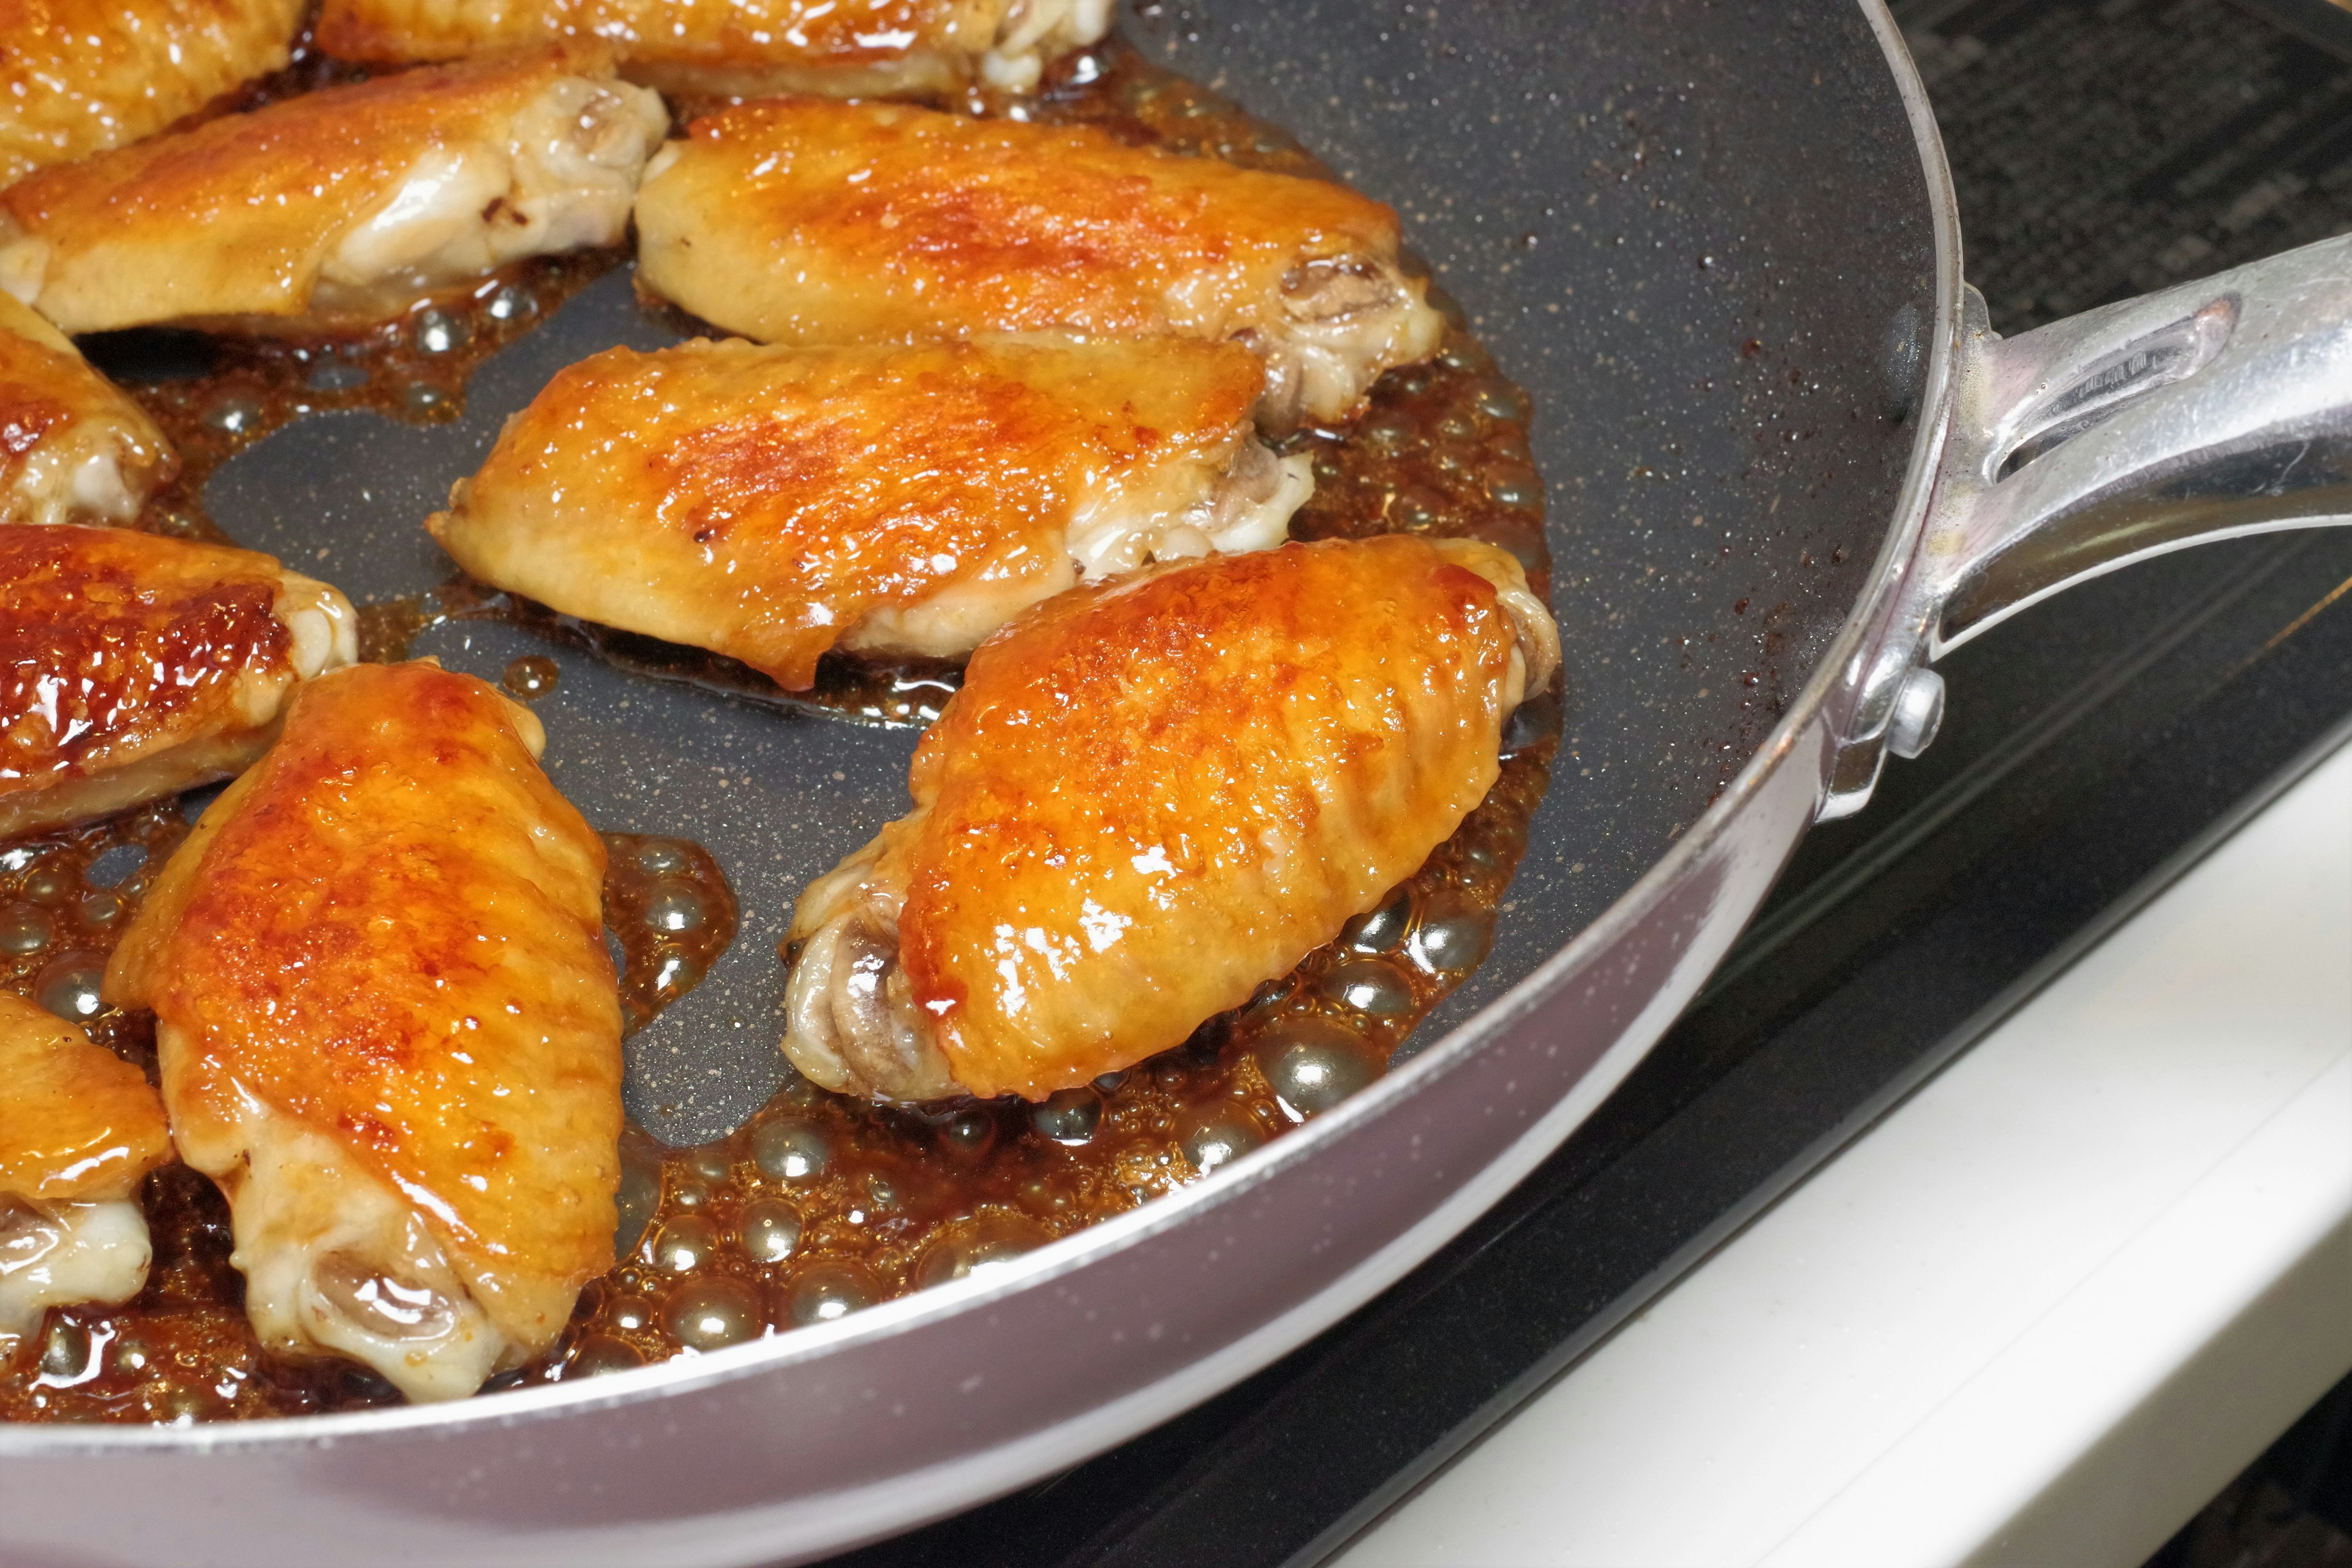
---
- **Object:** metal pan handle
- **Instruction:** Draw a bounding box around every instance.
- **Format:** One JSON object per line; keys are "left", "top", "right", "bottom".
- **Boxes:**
{"left": 1819, "top": 233, "right": 2352, "bottom": 820}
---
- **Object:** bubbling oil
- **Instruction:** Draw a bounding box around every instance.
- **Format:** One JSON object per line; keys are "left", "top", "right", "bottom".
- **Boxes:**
{"left": 600, "top": 834, "right": 740, "bottom": 1037}
{"left": 0, "top": 39, "right": 1558, "bottom": 1420}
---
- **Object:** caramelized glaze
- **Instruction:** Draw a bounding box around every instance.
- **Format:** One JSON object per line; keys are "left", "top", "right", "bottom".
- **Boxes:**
{"left": 426, "top": 336, "right": 1269, "bottom": 688}
{"left": 855, "top": 536, "right": 1544, "bottom": 1100}
{"left": 316, "top": 0, "right": 1108, "bottom": 101}
{"left": 0, "top": 0, "right": 307, "bottom": 187}
{"left": 635, "top": 96, "right": 1411, "bottom": 344}
{"left": 0, "top": 44, "right": 661, "bottom": 334}
{"left": 0, "top": 530, "right": 288, "bottom": 789}
{"left": 0, "top": 991, "right": 170, "bottom": 1205}
{"left": 630, "top": 91, "right": 1442, "bottom": 429}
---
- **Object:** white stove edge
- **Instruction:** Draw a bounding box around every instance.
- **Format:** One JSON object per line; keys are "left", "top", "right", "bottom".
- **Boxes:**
{"left": 1338, "top": 732, "right": 2352, "bottom": 1568}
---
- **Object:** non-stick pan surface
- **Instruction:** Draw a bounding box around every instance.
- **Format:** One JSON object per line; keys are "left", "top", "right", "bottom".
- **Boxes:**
{"left": 0, "top": 3, "right": 1952, "bottom": 1563}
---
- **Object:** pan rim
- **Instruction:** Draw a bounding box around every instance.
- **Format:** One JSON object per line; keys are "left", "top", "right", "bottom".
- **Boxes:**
{"left": 0, "top": 0, "right": 1966, "bottom": 1457}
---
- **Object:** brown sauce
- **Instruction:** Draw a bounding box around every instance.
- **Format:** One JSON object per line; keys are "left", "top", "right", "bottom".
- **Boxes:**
{"left": 600, "top": 833, "right": 741, "bottom": 1037}
{"left": 0, "top": 38, "right": 1556, "bottom": 1420}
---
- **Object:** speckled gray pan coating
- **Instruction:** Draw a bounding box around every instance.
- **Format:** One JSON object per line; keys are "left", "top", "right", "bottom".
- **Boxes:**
{"left": 200, "top": 1, "right": 1934, "bottom": 1145}
{"left": 1155, "top": 1, "right": 1938, "bottom": 1055}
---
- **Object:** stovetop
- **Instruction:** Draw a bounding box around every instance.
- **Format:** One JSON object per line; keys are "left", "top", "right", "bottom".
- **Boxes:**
{"left": 823, "top": 4, "right": 2352, "bottom": 1564}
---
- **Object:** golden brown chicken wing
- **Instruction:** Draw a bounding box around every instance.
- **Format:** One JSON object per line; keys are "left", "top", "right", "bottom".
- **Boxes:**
{"left": 319, "top": 0, "right": 1110, "bottom": 98}
{"left": 0, "top": 990, "right": 173, "bottom": 1342}
{"left": 632, "top": 100, "right": 1445, "bottom": 431}
{"left": 426, "top": 335, "right": 1311, "bottom": 690}
{"left": 0, "top": 46, "right": 667, "bottom": 335}
{"left": 0, "top": 293, "right": 175, "bottom": 527}
{"left": 0, "top": 526, "right": 355, "bottom": 839}
{"left": 780, "top": 536, "right": 1561, "bottom": 1102}
{"left": 0, "top": 0, "right": 306, "bottom": 189}
{"left": 104, "top": 660, "right": 622, "bottom": 1403}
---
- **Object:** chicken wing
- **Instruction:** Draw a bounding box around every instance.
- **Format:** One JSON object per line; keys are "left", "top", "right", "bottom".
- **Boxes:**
{"left": 0, "top": 293, "right": 175, "bottom": 527}
{"left": 426, "top": 336, "right": 1311, "bottom": 690}
{"left": 104, "top": 660, "right": 622, "bottom": 1403}
{"left": 319, "top": 0, "right": 1112, "bottom": 99}
{"left": 0, "top": 991, "right": 173, "bottom": 1343}
{"left": 780, "top": 536, "right": 1561, "bottom": 1102}
{"left": 632, "top": 100, "right": 1445, "bottom": 431}
{"left": 0, "top": 526, "right": 355, "bottom": 839}
{"left": 0, "top": 46, "right": 667, "bottom": 335}
{"left": 0, "top": 0, "right": 305, "bottom": 188}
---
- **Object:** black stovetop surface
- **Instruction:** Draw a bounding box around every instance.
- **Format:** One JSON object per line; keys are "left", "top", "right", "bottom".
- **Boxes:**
{"left": 822, "top": 5, "right": 2352, "bottom": 1564}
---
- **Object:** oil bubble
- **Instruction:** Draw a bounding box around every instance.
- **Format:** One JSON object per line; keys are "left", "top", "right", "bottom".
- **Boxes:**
{"left": 646, "top": 889, "right": 706, "bottom": 934}
{"left": 913, "top": 1215, "right": 1050, "bottom": 1291}
{"left": 485, "top": 284, "right": 538, "bottom": 323}
{"left": 1253, "top": 1017, "right": 1384, "bottom": 1121}
{"left": 635, "top": 843, "right": 689, "bottom": 876}
{"left": 937, "top": 1108, "right": 997, "bottom": 1160}
{"left": 1178, "top": 1106, "right": 1266, "bottom": 1177}
{"left": 663, "top": 1276, "right": 763, "bottom": 1352}
{"left": 1319, "top": 959, "right": 1414, "bottom": 1016}
{"left": 647, "top": 1214, "right": 718, "bottom": 1275}
{"left": 613, "top": 1162, "right": 659, "bottom": 1257}
{"left": 751, "top": 1117, "right": 829, "bottom": 1183}
{"left": 500, "top": 655, "right": 559, "bottom": 700}
{"left": 203, "top": 395, "right": 262, "bottom": 436}
{"left": 1340, "top": 889, "right": 1412, "bottom": 955}
{"left": 783, "top": 1262, "right": 881, "bottom": 1327}
{"left": 35, "top": 954, "right": 107, "bottom": 1022}
{"left": 736, "top": 1198, "right": 802, "bottom": 1264}
{"left": 565, "top": 1335, "right": 644, "bottom": 1378}
{"left": 1408, "top": 896, "right": 1496, "bottom": 973}
{"left": 413, "top": 310, "right": 470, "bottom": 354}
{"left": 39, "top": 1318, "right": 91, "bottom": 1379}
{"left": 604, "top": 1294, "right": 657, "bottom": 1334}
{"left": 21, "top": 867, "right": 70, "bottom": 905}
{"left": 0, "top": 907, "right": 54, "bottom": 954}
{"left": 1028, "top": 1088, "right": 1101, "bottom": 1145}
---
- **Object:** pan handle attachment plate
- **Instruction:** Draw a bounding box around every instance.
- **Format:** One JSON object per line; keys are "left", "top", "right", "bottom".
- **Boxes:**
{"left": 1820, "top": 233, "right": 2352, "bottom": 820}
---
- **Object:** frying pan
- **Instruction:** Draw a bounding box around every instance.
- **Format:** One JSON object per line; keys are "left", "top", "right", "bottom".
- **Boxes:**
{"left": 6, "top": 2, "right": 2350, "bottom": 1563}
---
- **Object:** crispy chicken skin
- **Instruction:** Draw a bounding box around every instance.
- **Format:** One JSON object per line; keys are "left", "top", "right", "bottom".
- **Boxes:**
{"left": 319, "top": 0, "right": 1112, "bottom": 98}
{"left": 633, "top": 100, "right": 1446, "bottom": 431}
{"left": 0, "top": 45, "right": 667, "bottom": 334}
{"left": 781, "top": 537, "right": 1562, "bottom": 1102}
{"left": 104, "top": 660, "right": 622, "bottom": 1403}
{"left": 427, "top": 336, "right": 1312, "bottom": 689}
{"left": 0, "top": 0, "right": 306, "bottom": 188}
{"left": 0, "top": 293, "right": 175, "bottom": 527}
{"left": 0, "top": 526, "right": 355, "bottom": 839}
{"left": 0, "top": 992, "right": 173, "bottom": 1342}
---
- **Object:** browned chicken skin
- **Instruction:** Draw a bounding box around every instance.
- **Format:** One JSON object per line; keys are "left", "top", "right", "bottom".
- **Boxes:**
{"left": 0, "top": 0, "right": 306, "bottom": 189}
{"left": 782, "top": 536, "right": 1561, "bottom": 1102}
{"left": 633, "top": 100, "right": 1446, "bottom": 431}
{"left": 0, "top": 526, "right": 355, "bottom": 839}
{"left": 0, "top": 991, "right": 173, "bottom": 1342}
{"left": 0, "top": 293, "right": 175, "bottom": 527}
{"left": 427, "top": 335, "right": 1312, "bottom": 689}
{"left": 104, "top": 660, "right": 623, "bottom": 1403}
{"left": 0, "top": 45, "right": 667, "bottom": 334}
{"left": 318, "top": 0, "right": 1112, "bottom": 98}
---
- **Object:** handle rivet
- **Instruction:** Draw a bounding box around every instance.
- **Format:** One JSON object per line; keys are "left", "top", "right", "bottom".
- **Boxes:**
{"left": 1887, "top": 667, "right": 1947, "bottom": 760}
